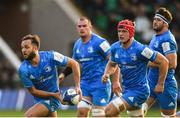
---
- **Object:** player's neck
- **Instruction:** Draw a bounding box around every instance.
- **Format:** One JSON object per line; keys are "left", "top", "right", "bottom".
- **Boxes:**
{"left": 81, "top": 34, "right": 92, "bottom": 43}
{"left": 30, "top": 53, "right": 40, "bottom": 66}
{"left": 122, "top": 38, "right": 133, "bottom": 49}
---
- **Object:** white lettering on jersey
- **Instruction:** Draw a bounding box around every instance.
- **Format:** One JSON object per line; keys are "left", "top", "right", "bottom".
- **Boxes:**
{"left": 162, "top": 42, "right": 170, "bottom": 53}
{"left": 141, "top": 47, "right": 153, "bottom": 59}
{"left": 54, "top": 52, "right": 64, "bottom": 63}
{"left": 100, "top": 41, "right": 110, "bottom": 52}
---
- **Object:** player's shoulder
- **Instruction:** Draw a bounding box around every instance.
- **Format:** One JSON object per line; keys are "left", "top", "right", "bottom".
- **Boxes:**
{"left": 39, "top": 50, "right": 54, "bottom": 56}
{"left": 161, "top": 30, "right": 176, "bottom": 42}
{"left": 74, "top": 38, "right": 82, "bottom": 47}
{"left": 18, "top": 60, "right": 29, "bottom": 73}
{"left": 92, "top": 33, "right": 107, "bottom": 42}
{"left": 111, "top": 41, "right": 121, "bottom": 50}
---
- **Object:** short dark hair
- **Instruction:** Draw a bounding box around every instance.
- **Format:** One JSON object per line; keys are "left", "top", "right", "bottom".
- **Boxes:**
{"left": 21, "top": 34, "right": 40, "bottom": 49}
{"left": 155, "top": 7, "right": 173, "bottom": 23}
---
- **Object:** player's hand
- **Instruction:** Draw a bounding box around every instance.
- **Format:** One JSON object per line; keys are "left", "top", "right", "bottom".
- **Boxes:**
{"left": 53, "top": 91, "right": 65, "bottom": 105}
{"left": 75, "top": 86, "right": 82, "bottom": 101}
{"left": 59, "top": 73, "right": 65, "bottom": 85}
{"left": 112, "top": 82, "right": 122, "bottom": 96}
{"left": 154, "top": 84, "right": 164, "bottom": 93}
{"left": 102, "top": 74, "right": 110, "bottom": 83}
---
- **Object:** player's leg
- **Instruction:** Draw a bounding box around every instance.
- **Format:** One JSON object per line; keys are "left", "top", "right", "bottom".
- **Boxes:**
{"left": 25, "top": 103, "right": 49, "bottom": 117}
{"left": 48, "top": 111, "right": 58, "bottom": 117}
{"left": 105, "top": 96, "right": 127, "bottom": 117}
{"left": 77, "top": 96, "right": 92, "bottom": 117}
{"left": 142, "top": 96, "right": 156, "bottom": 115}
{"left": 77, "top": 84, "right": 92, "bottom": 117}
{"left": 158, "top": 84, "right": 177, "bottom": 117}
{"left": 91, "top": 85, "right": 111, "bottom": 117}
{"left": 142, "top": 83, "right": 157, "bottom": 116}
{"left": 125, "top": 86, "right": 150, "bottom": 117}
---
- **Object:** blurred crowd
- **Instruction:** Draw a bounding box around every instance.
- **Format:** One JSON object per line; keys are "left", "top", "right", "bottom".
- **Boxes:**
{"left": 72, "top": 0, "right": 180, "bottom": 86}
{"left": 0, "top": 52, "right": 21, "bottom": 89}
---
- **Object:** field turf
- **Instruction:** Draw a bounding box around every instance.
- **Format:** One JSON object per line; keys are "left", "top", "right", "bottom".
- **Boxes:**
{"left": 0, "top": 108, "right": 162, "bottom": 117}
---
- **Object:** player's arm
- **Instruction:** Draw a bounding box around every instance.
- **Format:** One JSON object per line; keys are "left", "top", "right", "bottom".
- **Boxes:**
{"left": 59, "top": 67, "right": 72, "bottom": 85}
{"left": 152, "top": 52, "right": 169, "bottom": 93}
{"left": 165, "top": 53, "right": 177, "bottom": 69}
{"left": 102, "top": 60, "right": 118, "bottom": 83}
{"left": 148, "top": 53, "right": 177, "bottom": 69}
{"left": 27, "top": 86, "right": 63, "bottom": 102}
{"left": 111, "top": 67, "right": 122, "bottom": 96}
{"left": 66, "top": 57, "right": 81, "bottom": 91}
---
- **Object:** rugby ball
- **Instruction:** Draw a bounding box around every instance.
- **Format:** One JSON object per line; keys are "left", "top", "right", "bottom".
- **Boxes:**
{"left": 62, "top": 88, "right": 80, "bottom": 105}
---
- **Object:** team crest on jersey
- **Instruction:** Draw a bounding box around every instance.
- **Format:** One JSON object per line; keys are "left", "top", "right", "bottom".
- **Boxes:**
{"left": 130, "top": 54, "right": 137, "bottom": 61}
{"left": 88, "top": 46, "right": 93, "bottom": 53}
{"left": 154, "top": 41, "right": 159, "bottom": 48}
{"left": 44, "top": 66, "right": 52, "bottom": 72}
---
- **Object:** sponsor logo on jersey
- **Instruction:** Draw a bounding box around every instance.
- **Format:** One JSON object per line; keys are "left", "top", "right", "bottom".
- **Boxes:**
{"left": 79, "top": 58, "right": 93, "bottom": 62}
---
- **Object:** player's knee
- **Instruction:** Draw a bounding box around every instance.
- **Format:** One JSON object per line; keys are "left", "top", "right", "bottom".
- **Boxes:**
{"left": 111, "top": 97, "right": 126, "bottom": 111}
{"left": 77, "top": 99, "right": 92, "bottom": 109}
{"left": 77, "top": 100, "right": 92, "bottom": 117}
{"left": 92, "top": 109, "right": 105, "bottom": 117}
{"left": 105, "top": 105, "right": 119, "bottom": 117}
{"left": 77, "top": 108, "right": 89, "bottom": 117}
{"left": 127, "top": 109, "right": 143, "bottom": 117}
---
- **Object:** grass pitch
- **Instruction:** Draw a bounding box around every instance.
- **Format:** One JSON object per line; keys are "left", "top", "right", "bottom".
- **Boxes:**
{"left": 0, "top": 108, "right": 161, "bottom": 117}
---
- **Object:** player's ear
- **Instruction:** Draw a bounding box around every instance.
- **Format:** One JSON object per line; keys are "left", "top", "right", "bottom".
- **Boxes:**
{"left": 33, "top": 44, "right": 38, "bottom": 50}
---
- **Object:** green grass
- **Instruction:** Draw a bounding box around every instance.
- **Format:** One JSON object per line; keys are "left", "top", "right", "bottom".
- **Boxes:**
{"left": 0, "top": 109, "right": 161, "bottom": 117}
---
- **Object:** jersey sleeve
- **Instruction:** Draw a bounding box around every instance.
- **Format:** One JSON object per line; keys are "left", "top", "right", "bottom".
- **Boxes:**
{"left": 98, "top": 39, "right": 111, "bottom": 58}
{"left": 110, "top": 46, "right": 116, "bottom": 62}
{"left": 161, "top": 40, "right": 177, "bottom": 55}
{"left": 52, "top": 51, "right": 68, "bottom": 66}
{"left": 140, "top": 46, "right": 157, "bottom": 62}
{"left": 18, "top": 66, "right": 33, "bottom": 88}
{"left": 72, "top": 41, "right": 78, "bottom": 60}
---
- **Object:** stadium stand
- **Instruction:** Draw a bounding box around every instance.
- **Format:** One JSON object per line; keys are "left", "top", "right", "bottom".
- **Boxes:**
{"left": 72, "top": 0, "right": 180, "bottom": 86}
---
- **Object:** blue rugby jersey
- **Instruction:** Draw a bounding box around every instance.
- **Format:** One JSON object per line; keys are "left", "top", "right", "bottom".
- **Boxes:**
{"left": 111, "top": 40, "right": 157, "bottom": 90}
{"left": 73, "top": 33, "right": 111, "bottom": 87}
{"left": 148, "top": 30, "right": 177, "bottom": 87}
{"left": 18, "top": 51, "right": 68, "bottom": 102}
